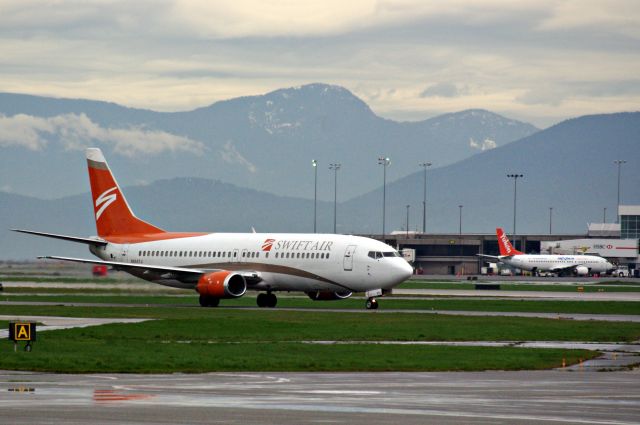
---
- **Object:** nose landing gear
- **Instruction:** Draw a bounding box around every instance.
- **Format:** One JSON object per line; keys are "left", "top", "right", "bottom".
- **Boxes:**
{"left": 365, "top": 298, "right": 378, "bottom": 310}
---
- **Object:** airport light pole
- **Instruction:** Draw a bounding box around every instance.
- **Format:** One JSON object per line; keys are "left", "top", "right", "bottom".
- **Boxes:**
{"left": 329, "top": 163, "right": 341, "bottom": 234}
{"left": 603, "top": 207, "right": 607, "bottom": 223}
{"left": 549, "top": 207, "right": 553, "bottom": 235}
{"left": 406, "top": 205, "right": 410, "bottom": 238}
{"left": 312, "top": 159, "right": 318, "bottom": 233}
{"left": 614, "top": 159, "right": 626, "bottom": 223}
{"left": 507, "top": 173, "right": 523, "bottom": 248}
{"left": 419, "top": 162, "right": 431, "bottom": 233}
{"left": 378, "top": 156, "right": 390, "bottom": 237}
{"left": 458, "top": 205, "right": 463, "bottom": 235}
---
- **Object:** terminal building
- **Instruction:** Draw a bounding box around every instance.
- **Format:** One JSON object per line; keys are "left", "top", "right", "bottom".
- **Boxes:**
{"left": 368, "top": 205, "right": 640, "bottom": 275}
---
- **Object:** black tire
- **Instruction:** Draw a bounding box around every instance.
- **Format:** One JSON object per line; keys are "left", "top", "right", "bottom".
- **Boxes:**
{"left": 257, "top": 293, "right": 267, "bottom": 307}
{"left": 267, "top": 293, "right": 277, "bottom": 308}
{"left": 199, "top": 295, "right": 220, "bottom": 307}
{"left": 365, "top": 298, "right": 378, "bottom": 310}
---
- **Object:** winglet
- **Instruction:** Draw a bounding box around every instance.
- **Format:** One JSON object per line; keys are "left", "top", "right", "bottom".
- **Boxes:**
{"left": 496, "top": 227, "right": 523, "bottom": 256}
{"left": 86, "top": 148, "right": 165, "bottom": 237}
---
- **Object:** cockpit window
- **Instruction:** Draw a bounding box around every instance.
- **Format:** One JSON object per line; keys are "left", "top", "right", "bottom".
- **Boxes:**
{"left": 369, "top": 251, "right": 399, "bottom": 259}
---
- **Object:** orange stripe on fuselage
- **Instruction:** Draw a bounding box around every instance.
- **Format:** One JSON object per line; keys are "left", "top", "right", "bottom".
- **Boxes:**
{"left": 102, "top": 232, "right": 208, "bottom": 244}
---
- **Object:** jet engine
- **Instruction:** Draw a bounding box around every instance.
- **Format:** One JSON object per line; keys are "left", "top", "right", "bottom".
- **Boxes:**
{"left": 306, "top": 290, "right": 353, "bottom": 301}
{"left": 574, "top": 266, "right": 589, "bottom": 276}
{"left": 196, "top": 271, "right": 247, "bottom": 298}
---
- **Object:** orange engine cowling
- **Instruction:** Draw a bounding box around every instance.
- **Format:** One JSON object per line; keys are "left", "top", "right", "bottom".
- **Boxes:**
{"left": 306, "top": 290, "right": 353, "bottom": 301}
{"left": 196, "top": 271, "right": 247, "bottom": 299}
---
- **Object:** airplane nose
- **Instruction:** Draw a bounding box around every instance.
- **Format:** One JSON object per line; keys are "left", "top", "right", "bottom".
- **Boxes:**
{"left": 398, "top": 260, "right": 413, "bottom": 281}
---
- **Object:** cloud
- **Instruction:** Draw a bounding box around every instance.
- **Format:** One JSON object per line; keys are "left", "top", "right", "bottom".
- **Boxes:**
{"left": 0, "top": 1, "right": 639, "bottom": 128}
{"left": 420, "top": 82, "right": 469, "bottom": 98}
{"left": 220, "top": 141, "right": 257, "bottom": 173}
{"left": 0, "top": 113, "right": 205, "bottom": 157}
{"left": 469, "top": 137, "right": 497, "bottom": 151}
{"left": 0, "top": 114, "right": 54, "bottom": 150}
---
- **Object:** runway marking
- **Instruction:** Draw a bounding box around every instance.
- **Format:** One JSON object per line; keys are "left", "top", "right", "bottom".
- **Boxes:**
{"left": 290, "top": 390, "right": 382, "bottom": 395}
{"left": 93, "top": 389, "right": 154, "bottom": 403}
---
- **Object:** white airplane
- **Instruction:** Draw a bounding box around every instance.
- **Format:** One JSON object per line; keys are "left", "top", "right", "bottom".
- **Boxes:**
{"left": 478, "top": 228, "right": 614, "bottom": 276}
{"left": 14, "top": 148, "right": 412, "bottom": 309}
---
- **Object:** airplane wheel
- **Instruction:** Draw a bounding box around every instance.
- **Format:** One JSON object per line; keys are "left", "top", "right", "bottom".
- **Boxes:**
{"left": 199, "top": 295, "right": 219, "bottom": 307}
{"left": 267, "top": 293, "right": 277, "bottom": 308}
{"left": 257, "top": 293, "right": 267, "bottom": 307}
{"left": 365, "top": 298, "right": 378, "bottom": 310}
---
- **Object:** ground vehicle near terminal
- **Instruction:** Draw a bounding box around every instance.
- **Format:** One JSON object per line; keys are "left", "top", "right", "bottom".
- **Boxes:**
{"left": 611, "top": 265, "right": 631, "bottom": 277}
{"left": 14, "top": 148, "right": 412, "bottom": 309}
{"left": 478, "top": 228, "right": 615, "bottom": 277}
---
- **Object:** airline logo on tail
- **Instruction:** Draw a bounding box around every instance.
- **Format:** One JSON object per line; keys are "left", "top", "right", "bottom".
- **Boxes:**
{"left": 496, "top": 227, "right": 523, "bottom": 256}
{"left": 95, "top": 187, "right": 118, "bottom": 221}
{"left": 500, "top": 232, "right": 513, "bottom": 254}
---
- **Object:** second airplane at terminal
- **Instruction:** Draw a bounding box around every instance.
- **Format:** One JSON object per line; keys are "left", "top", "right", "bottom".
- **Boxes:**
{"left": 479, "top": 228, "right": 614, "bottom": 276}
{"left": 14, "top": 148, "right": 413, "bottom": 309}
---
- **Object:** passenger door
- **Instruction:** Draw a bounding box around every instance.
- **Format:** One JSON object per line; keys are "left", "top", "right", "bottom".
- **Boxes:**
{"left": 343, "top": 245, "right": 356, "bottom": 271}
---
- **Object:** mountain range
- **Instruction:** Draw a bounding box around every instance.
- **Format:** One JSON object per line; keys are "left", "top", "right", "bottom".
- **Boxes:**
{"left": 2, "top": 111, "right": 638, "bottom": 260}
{"left": 0, "top": 84, "right": 537, "bottom": 201}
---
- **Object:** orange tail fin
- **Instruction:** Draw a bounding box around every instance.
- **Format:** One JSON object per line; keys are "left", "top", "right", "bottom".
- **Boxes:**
{"left": 496, "top": 227, "right": 523, "bottom": 256}
{"left": 86, "top": 148, "right": 165, "bottom": 238}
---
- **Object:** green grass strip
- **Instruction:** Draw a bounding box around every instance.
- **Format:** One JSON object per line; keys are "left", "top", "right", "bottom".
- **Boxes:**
{"left": 3, "top": 294, "right": 640, "bottom": 315}
{"left": 401, "top": 281, "right": 640, "bottom": 292}
{"left": 1, "top": 307, "right": 639, "bottom": 342}
{"left": 0, "top": 338, "right": 596, "bottom": 373}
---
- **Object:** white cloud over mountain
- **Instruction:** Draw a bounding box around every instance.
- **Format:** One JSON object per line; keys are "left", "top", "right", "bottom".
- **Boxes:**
{"left": 0, "top": 113, "right": 205, "bottom": 157}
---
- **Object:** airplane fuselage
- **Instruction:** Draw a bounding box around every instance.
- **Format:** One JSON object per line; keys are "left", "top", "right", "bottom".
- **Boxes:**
{"left": 90, "top": 233, "right": 412, "bottom": 292}
{"left": 501, "top": 254, "right": 612, "bottom": 274}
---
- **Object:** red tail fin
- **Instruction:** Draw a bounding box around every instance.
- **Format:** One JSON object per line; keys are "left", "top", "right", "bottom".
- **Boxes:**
{"left": 86, "top": 148, "right": 165, "bottom": 238}
{"left": 496, "top": 227, "right": 523, "bottom": 256}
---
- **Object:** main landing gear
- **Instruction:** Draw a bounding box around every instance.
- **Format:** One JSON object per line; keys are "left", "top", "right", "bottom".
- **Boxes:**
{"left": 257, "top": 292, "right": 277, "bottom": 308}
{"left": 199, "top": 295, "right": 220, "bottom": 307}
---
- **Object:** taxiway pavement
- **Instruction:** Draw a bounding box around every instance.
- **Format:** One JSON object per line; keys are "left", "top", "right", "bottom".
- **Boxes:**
{"left": 1, "top": 370, "right": 639, "bottom": 424}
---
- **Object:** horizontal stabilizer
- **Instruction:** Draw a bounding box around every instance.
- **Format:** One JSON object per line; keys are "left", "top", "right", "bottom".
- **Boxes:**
{"left": 38, "top": 255, "right": 205, "bottom": 275}
{"left": 12, "top": 229, "right": 108, "bottom": 246}
{"left": 476, "top": 254, "right": 504, "bottom": 261}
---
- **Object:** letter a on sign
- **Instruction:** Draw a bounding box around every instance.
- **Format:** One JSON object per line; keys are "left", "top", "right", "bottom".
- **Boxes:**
{"left": 17, "top": 325, "right": 29, "bottom": 340}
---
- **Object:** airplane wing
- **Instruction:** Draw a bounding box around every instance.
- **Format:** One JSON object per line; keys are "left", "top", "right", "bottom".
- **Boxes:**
{"left": 38, "top": 256, "right": 263, "bottom": 285}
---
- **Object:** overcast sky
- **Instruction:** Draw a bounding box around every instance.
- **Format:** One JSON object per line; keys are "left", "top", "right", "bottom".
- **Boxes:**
{"left": 1, "top": 0, "right": 638, "bottom": 127}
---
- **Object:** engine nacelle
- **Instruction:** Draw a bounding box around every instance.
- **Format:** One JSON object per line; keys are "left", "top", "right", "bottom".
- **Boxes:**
{"left": 306, "top": 290, "right": 353, "bottom": 301}
{"left": 196, "top": 271, "right": 247, "bottom": 298}
{"left": 574, "top": 266, "right": 589, "bottom": 276}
